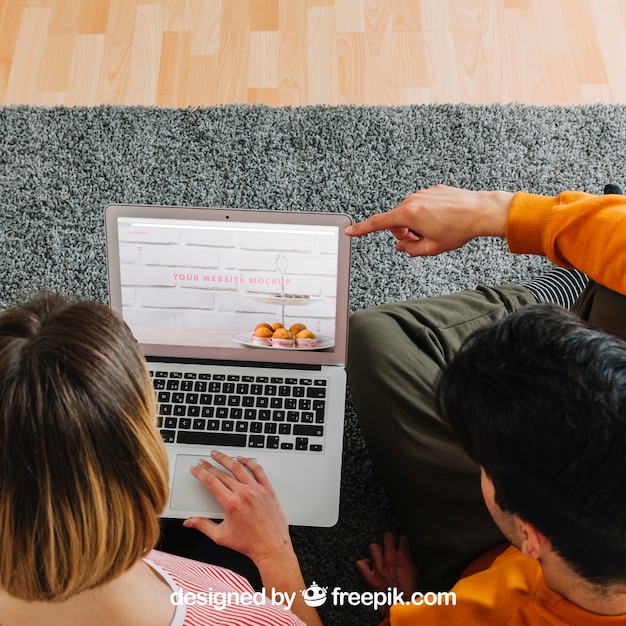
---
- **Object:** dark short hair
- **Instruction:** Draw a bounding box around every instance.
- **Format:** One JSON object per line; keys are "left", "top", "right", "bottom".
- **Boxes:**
{"left": 0, "top": 293, "right": 169, "bottom": 601}
{"left": 438, "top": 304, "right": 626, "bottom": 585}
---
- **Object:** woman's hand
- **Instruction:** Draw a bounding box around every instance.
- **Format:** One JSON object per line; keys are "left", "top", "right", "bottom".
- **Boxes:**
{"left": 184, "top": 451, "right": 323, "bottom": 625}
{"left": 183, "top": 451, "right": 292, "bottom": 565}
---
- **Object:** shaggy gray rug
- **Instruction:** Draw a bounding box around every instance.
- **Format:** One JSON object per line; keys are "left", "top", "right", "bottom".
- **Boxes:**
{"left": 2, "top": 104, "right": 626, "bottom": 624}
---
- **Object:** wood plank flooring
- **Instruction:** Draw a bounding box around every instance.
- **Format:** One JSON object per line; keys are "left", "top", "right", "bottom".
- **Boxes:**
{"left": 1, "top": 0, "right": 625, "bottom": 107}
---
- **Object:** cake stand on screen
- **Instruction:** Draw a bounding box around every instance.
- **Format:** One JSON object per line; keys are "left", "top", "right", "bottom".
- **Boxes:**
{"left": 236, "top": 252, "right": 333, "bottom": 350}
{"left": 240, "top": 252, "right": 323, "bottom": 327}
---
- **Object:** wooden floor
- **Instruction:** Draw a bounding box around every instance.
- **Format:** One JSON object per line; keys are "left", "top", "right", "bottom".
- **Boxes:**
{"left": 1, "top": 0, "right": 626, "bottom": 107}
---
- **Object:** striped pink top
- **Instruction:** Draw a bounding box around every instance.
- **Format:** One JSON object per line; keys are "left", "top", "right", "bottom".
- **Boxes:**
{"left": 144, "top": 550, "right": 307, "bottom": 626}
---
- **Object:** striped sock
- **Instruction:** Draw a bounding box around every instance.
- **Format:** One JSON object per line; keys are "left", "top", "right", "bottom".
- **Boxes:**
{"left": 524, "top": 267, "right": 589, "bottom": 309}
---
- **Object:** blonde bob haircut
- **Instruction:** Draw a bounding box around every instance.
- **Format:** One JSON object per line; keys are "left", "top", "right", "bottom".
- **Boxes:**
{"left": 0, "top": 293, "right": 169, "bottom": 602}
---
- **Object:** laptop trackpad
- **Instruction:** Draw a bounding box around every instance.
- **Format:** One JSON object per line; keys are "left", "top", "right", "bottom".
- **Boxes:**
{"left": 170, "top": 454, "right": 225, "bottom": 516}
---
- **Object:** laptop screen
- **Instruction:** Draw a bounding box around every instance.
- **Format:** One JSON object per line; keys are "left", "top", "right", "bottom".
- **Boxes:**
{"left": 106, "top": 206, "right": 351, "bottom": 367}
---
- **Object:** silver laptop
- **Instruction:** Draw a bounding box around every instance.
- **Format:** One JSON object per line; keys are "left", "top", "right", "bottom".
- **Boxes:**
{"left": 105, "top": 204, "right": 351, "bottom": 527}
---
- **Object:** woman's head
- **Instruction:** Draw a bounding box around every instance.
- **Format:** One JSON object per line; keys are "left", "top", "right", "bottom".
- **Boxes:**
{"left": 0, "top": 293, "right": 168, "bottom": 602}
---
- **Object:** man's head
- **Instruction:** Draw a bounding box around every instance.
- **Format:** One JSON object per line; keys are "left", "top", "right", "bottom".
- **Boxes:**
{"left": 438, "top": 304, "right": 626, "bottom": 585}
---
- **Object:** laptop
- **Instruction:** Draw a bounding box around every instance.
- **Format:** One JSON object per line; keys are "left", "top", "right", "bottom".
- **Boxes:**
{"left": 105, "top": 204, "right": 351, "bottom": 527}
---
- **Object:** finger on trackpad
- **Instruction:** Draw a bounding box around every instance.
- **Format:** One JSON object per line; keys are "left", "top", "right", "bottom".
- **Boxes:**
{"left": 169, "top": 454, "right": 225, "bottom": 517}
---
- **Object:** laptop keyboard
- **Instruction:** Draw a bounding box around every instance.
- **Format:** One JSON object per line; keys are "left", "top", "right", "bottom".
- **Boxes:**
{"left": 151, "top": 370, "right": 327, "bottom": 453}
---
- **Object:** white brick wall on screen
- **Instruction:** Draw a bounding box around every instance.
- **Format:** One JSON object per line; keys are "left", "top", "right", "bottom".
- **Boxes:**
{"left": 119, "top": 225, "right": 338, "bottom": 336}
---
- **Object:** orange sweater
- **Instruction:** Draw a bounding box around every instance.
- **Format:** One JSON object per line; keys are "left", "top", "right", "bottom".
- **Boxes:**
{"left": 506, "top": 191, "right": 626, "bottom": 295}
{"left": 388, "top": 546, "right": 626, "bottom": 625}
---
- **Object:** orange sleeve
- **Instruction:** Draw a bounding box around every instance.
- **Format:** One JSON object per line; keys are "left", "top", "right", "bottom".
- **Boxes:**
{"left": 506, "top": 191, "right": 626, "bottom": 295}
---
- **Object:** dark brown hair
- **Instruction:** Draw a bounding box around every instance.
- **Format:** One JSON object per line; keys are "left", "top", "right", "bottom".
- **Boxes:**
{"left": 0, "top": 293, "right": 168, "bottom": 601}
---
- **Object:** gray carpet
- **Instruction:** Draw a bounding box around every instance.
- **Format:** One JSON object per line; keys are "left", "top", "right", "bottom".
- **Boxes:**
{"left": 2, "top": 104, "right": 625, "bottom": 624}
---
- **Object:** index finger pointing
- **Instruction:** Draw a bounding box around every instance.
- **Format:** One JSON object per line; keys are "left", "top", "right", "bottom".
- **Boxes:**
{"left": 345, "top": 210, "right": 410, "bottom": 238}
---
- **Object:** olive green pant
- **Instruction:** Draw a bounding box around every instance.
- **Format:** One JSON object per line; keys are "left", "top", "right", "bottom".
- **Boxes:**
{"left": 347, "top": 280, "right": 626, "bottom": 591}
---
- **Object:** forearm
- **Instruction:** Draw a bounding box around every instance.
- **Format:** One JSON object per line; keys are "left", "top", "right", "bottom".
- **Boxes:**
{"left": 507, "top": 191, "right": 626, "bottom": 294}
{"left": 256, "top": 549, "right": 323, "bottom": 626}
